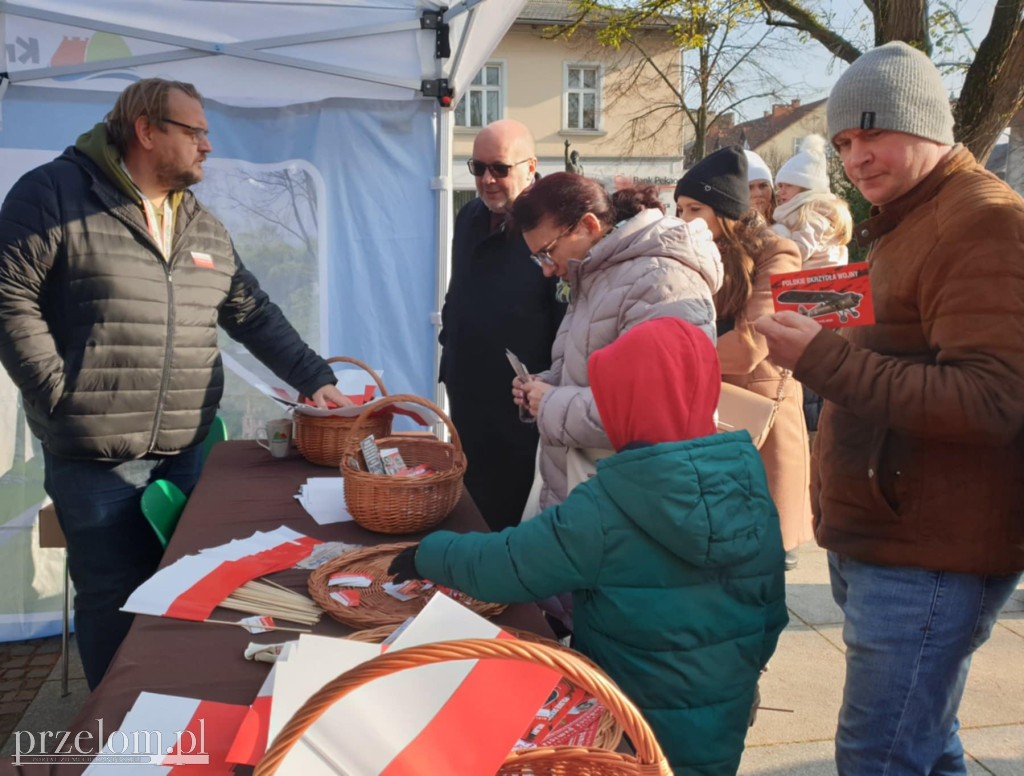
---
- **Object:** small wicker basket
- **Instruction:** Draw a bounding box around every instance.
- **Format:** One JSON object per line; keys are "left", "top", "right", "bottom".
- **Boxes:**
{"left": 293, "top": 356, "right": 391, "bottom": 467}
{"left": 340, "top": 394, "right": 466, "bottom": 534}
{"left": 309, "top": 542, "right": 505, "bottom": 627}
{"left": 254, "top": 638, "right": 671, "bottom": 776}
{"left": 345, "top": 624, "right": 624, "bottom": 752}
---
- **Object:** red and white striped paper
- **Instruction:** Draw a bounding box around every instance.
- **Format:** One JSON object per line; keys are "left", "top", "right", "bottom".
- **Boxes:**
{"left": 268, "top": 593, "right": 560, "bottom": 776}
{"left": 82, "top": 692, "right": 249, "bottom": 775}
{"left": 122, "top": 528, "right": 321, "bottom": 621}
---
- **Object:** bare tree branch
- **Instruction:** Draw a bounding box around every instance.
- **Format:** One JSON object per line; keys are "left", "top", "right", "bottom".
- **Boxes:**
{"left": 758, "top": 0, "right": 862, "bottom": 62}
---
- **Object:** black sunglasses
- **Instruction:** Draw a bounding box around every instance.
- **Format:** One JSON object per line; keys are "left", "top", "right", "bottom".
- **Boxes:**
{"left": 467, "top": 158, "right": 531, "bottom": 178}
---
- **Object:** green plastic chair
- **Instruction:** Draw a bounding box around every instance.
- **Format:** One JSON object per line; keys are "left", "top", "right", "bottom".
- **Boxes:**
{"left": 140, "top": 479, "right": 188, "bottom": 549}
{"left": 141, "top": 416, "right": 230, "bottom": 548}
{"left": 201, "top": 415, "right": 229, "bottom": 463}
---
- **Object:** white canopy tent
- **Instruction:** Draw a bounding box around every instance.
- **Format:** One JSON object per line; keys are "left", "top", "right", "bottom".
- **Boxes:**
{"left": 0, "top": 0, "right": 525, "bottom": 641}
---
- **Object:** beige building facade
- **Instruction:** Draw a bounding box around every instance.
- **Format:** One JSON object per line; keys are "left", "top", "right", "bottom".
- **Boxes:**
{"left": 706, "top": 99, "right": 829, "bottom": 176}
{"left": 452, "top": 1, "right": 692, "bottom": 212}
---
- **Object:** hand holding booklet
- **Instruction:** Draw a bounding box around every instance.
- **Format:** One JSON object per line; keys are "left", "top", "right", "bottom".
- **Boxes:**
{"left": 506, "top": 349, "right": 537, "bottom": 424}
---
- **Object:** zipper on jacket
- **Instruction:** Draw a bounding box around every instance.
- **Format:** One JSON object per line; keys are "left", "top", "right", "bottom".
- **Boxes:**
{"left": 146, "top": 200, "right": 200, "bottom": 453}
{"left": 147, "top": 267, "right": 176, "bottom": 453}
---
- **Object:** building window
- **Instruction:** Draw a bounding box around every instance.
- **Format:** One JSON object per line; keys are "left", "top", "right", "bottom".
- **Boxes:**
{"left": 565, "top": 64, "right": 601, "bottom": 131}
{"left": 454, "top": 64, "right": 503, "bottom": 128}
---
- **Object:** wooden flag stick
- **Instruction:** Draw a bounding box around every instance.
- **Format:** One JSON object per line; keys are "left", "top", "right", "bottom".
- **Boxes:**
{"left": 204, "top": 618, "right": 312, "bottom": 634}
{"left": 259, "top": 577, "right": 296, "bottom": 594}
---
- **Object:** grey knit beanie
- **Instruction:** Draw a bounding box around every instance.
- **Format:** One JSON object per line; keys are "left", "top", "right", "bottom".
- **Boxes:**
{"left": 827, "top": 41, "right": 954, "bottom": 145}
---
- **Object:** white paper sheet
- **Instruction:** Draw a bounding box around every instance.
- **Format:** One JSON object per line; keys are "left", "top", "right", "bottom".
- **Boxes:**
{"left": 295, "top": 478, "right": 353, "bottom": 525}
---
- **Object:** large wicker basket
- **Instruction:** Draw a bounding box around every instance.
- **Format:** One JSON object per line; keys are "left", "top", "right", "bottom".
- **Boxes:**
{"left": 294, "top": 356, "right": 391, "bottom": 467}
{"left": 340, "top": 394, "right": 466, "bottom": 534}
{"left": 308, "top": 542, "right": 505, "bottom": 627}
{"left": 345, "top": 624, "right": 624, "bottom": 752}
{"left": 254, "top": 638, "right": 670, "bottom": 776}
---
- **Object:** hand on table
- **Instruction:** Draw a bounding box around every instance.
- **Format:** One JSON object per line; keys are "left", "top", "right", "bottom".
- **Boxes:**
{"left": 387, "top": 544, "right": 422, "bottom": 583}
{"left": 753, "top": 311, "right": 822, "bottom": 371}
{"left": 311, "top": 383, "right": 355, "bottom": 409}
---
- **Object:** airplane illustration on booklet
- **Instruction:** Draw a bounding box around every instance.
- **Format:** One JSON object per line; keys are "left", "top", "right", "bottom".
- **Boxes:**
{"left": 776, "top": 289, "right": 864, "bottom": 324}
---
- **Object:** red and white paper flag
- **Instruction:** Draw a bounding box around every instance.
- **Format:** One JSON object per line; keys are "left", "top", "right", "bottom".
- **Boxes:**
{"left": 226, "top": 663, "right": 279, "bottom": 766}
{"left": 81, "top": 692, "right": 249, "bottom": 775}
{"left": 122, "top": 528, "right": 322, "bottom": 622}
{"left": 268, "top": 593, "right": 560, "bottom": 776}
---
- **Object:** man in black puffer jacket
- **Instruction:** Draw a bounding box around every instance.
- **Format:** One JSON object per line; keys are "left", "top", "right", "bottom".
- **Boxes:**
{"left": 0, "top": 78, "right": 350, "bottom": 688}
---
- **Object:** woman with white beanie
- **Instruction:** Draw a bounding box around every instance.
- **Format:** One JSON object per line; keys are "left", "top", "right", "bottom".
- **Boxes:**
{"left": 744, "top": 149, "right": 776, "bottom": 222}
{"left": 772, "top": 134, "right": 853, "bottom": 269}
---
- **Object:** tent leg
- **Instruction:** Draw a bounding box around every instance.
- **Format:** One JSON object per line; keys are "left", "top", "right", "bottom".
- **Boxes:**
{"left": 433, "top": 104, "right": 455, "bottom": 440}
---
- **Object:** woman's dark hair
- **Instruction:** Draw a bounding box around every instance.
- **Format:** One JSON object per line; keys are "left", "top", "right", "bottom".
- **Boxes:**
{"left": 714, "top": 210, "right": 775, "bottom": 319}
{"left": 511, "top": 173, "right": 662, "bottom": 232}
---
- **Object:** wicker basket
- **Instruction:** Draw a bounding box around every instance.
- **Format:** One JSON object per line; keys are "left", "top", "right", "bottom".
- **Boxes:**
{"left": 254, "top": 638, "right": 671, "bottom": 776}
{"left": 340, "top": 394, "right": 466, "bottom": 534}
{"left": 293, "top": 356, "right": 391, "bottom": 467}
{"left": 308, "top": 542, "right": 505, "bottom": 628}
{"left": 345, "top": 624, "right": 624, "bottom": 752}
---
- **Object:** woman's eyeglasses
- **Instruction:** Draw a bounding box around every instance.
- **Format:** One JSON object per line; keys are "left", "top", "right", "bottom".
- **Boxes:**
{"left": 467, "top": 158, "right": 530, "bottom": 178}
{"left": 530, "top": 223, "right": 577, "bottom": 267}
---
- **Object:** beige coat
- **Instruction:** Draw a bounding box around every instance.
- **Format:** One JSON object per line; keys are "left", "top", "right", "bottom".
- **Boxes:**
{"left": 718, "top": 232, "right": 813, "bottom": 551}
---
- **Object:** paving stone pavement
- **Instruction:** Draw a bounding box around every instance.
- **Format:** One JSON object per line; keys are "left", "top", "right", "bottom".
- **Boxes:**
{"left": 0, "top": 637, "right": 63, "bottom": 754}
{"left": 0, "top": 543, "right": 1022, "bottom": 773}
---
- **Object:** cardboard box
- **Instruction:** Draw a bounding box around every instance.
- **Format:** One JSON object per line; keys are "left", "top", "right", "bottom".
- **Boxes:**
{"left": 38, "top": 504, "right": 66, "bottom": 549}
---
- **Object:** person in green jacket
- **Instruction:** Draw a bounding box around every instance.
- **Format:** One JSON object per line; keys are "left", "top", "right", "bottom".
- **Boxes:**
{"left": 389, "top": 316, "right": 787, "bottom": 775}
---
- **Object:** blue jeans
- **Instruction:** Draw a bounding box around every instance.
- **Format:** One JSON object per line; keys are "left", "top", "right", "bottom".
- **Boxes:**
{"left": 829, "top": 552, "right": 1021, "bottom": 776}
{"left": 43, "top": 447, "right": 203, "bottom": 689}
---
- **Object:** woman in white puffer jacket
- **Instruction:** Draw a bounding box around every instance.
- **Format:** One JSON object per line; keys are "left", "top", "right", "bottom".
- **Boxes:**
{"left": 512, "top": 173, "right": 723, "bottom": 513}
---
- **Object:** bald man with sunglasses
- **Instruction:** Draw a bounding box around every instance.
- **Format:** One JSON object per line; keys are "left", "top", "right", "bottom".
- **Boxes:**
{"left": 439, "top": 120, "right": 566, "bottom": 531}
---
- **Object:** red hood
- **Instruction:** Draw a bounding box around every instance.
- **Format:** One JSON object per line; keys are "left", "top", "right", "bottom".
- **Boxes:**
{"left": 589, "top": 318, "right": 720, "bottom": 450}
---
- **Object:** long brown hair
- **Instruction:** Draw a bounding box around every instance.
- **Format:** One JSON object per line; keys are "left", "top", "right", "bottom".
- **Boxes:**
{"left": 714, "top": 211, "right": 774, "bottom": 319}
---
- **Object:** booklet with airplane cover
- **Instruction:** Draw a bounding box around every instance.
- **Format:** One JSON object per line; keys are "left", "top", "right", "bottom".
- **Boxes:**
{"left": 769, "top": 261, "right": 874, "bottom": 329}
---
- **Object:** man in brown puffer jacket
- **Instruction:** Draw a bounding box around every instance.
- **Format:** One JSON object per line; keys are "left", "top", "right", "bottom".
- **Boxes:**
{"left": 755, "top": 43, "right": 1024, "bottom": 776}
{"left": 0, "top": 79, "right": 350, "bottom": 689}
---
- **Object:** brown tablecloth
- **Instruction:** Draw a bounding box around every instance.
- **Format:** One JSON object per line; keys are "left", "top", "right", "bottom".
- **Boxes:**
{"left": 33, "top": 441, "right": 550, "bottom": 775}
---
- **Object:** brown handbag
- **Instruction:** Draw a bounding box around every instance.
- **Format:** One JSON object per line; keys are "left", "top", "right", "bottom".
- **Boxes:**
{"left": 716, "top": 372, "right": 790, "bottom": 449}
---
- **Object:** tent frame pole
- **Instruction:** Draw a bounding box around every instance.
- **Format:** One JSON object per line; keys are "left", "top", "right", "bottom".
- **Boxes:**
{"left": 2, "top": 3, "right": 421, "bottom": 91}
{"left": 432, "top": 104, "right": 454, "bottom": 440}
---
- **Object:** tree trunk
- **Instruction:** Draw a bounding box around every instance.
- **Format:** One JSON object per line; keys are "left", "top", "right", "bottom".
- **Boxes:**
{"left": 873, "top": 0, "right": 929, "bottom": 52}
{"left": 955, "top": 32, "right": 1024, "bottom": 161}
{"left": 955, "top": 1, "right": 1024, "bottom": 161}
{"left": 692, "top": 46, "right": 711, "bottom": 162}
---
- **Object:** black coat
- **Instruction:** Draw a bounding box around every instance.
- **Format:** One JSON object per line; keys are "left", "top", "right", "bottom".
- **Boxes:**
{"left": 0, "top": 147, "right": 334, "bottom": 460}
{"left": 439, "top": 198, "right": 566, "bottom": 529}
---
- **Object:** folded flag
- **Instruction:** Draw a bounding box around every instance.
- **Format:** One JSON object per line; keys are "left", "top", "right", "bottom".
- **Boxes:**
{"left": 81, "top": 692, "right": 249, "bottom": 775}
{"left": 122, "top": 528, "right": 322, "bottom": 622}
{"left": 266, "top": 594, "right": 560, "bottom": 776}
{"left": 226, "top": 665, "right": 277, "bottom": 766}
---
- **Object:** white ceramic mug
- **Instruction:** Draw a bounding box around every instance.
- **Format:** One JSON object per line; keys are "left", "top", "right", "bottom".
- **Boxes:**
{"left": 256, "top": 418, "right": 293, "bottom": 458}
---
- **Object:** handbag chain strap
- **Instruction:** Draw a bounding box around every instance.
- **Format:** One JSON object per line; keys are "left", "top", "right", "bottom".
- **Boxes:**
{"left": 764, "top": 369, "right": 791, "bottom": 431}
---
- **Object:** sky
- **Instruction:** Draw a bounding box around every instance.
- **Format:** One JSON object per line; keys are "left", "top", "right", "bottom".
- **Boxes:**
{"left": 730, "top": 0, "right": 1000, "bottom": 122}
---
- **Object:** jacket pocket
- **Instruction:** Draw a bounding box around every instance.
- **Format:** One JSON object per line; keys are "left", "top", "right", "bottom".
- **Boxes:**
{"left": 869, "top": 427, "right": 916, "bottom": 521}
